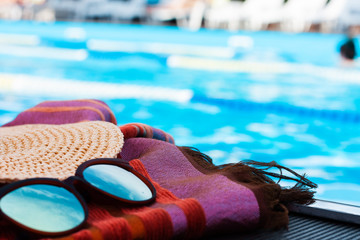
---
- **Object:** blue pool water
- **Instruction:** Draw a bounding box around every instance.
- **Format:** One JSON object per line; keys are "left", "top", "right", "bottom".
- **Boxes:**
{"left": 0, "top": 20, "right": 359, "bottom": 206}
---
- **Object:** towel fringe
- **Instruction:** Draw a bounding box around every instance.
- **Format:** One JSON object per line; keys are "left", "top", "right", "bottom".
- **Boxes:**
{"left": 178, "top": 146, "right": 317, "bottom": 229}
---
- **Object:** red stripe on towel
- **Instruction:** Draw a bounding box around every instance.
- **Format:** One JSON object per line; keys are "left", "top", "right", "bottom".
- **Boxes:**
{"left": 123, "top": 208, "right": 173, "bottom": 240}
{"left": 130, "top": 159, "right": 206, "bottom": 239}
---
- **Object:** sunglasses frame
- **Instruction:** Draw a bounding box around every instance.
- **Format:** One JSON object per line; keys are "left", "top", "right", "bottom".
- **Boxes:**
{"left": 0, "top": 158, "right": 157, "bottom": 238}
{"left": 75, "top": 158, "right": 157, "bottom": 205}
{"left": 0, "top": 178, "right": 89, "bottom": 237}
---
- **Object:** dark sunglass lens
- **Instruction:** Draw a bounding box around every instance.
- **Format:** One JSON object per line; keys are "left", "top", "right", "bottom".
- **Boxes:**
{"left": 82, "top": 164, "right": 153, "bottom": 201}
{"left": 0, "top": 184, "right": 85, "bottom": 233}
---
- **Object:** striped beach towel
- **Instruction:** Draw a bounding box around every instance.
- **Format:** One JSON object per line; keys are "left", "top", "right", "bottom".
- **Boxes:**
{"left": 0, "top": 99, "right": 317, "bottom": 240}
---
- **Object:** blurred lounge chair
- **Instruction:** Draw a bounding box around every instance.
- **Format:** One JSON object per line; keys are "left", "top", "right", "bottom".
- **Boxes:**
{"left": 147, "top": 0, "right": 207, "bottom": 30}
{"left": 312, "top": 0, "right": 348, "bottom": 33}
{"left": 337, "top": 0, "right": 360, "bottom": 32}
{"left": 84, "top": 0, "right": 147, "bottom": 22}
{"left": 241, "top": 0, "right": 284, "bottom": 31}
{"left": 187, "top": 0, "right": 207, "bottom": 30}
{"left": 34, "top": 6, "right": 56, "bottom": 22}
{"left": 20, "top": 0, "right": 54, "bottom": 21}
{"left": 204, "top": 0, "right": 243, "bottom": 30}
{"left": 279, "top": 0, "right": 328, "bottom": 32}
{"left": 314, "top": 0, "right": 360, "bottom": 33}
{"left": 205, "top": 0, "right": 284, "bottom": 31}
{"left": 46, "top": 0, "right": 87, "bottom": 20}
{"left": 0, "top": 0, "right": 22, "bottom": 20}
{"left": 47, "top": 0, "right": 147, "bottom": 22}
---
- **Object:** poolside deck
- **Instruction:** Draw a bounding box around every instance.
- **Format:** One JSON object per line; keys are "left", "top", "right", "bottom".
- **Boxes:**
{"left": 205, "top": 212, "right": 360, "bottom": 240}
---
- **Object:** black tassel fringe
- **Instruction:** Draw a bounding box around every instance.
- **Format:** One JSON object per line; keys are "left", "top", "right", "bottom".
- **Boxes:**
{"left": 178, "top": 146, "right": 317, "bottom": 206}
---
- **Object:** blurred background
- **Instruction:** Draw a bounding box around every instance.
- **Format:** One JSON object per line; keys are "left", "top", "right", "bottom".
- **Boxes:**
{"left": 0, "top": 0, "right": 360, "bottom": 206}
{"left": 2, "top": 0, "right": 360, "bottom": 32}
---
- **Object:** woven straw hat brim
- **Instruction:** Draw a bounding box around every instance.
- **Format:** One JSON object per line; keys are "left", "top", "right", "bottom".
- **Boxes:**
{"left": 0, "top": 121, "right": 124, "bottom": 183}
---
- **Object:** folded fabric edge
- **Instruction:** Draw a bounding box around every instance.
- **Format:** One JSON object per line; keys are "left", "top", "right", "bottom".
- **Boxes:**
{"left": 2, "top": 99, "right": 117, "bottom": 127}
{"left": 177, "top": 146, "right": 317, "bottom": 230}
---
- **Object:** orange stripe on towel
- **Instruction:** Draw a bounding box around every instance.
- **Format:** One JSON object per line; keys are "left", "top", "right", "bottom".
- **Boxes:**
{"left": 130, "top": 159, "right": 206, "bottom": 240}
{"left": 122, "top": 214, "right": 147, "bottom": 240}
{"left": 123, "top": 208, "right": 173, "bottom": 240}
{"left": 26, "top": 106, "right": 106, "bottom": 121}
{"left": 77, "top": 99, "right": 117, "bottom": 125}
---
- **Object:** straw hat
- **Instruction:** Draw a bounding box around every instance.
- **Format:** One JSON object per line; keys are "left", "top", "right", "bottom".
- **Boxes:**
{"left": 0, "top": 121, "right": 124, "bottom": 183}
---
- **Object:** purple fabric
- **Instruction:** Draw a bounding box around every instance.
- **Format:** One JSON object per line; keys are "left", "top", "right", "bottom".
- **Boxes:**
{"left": 121, "top": 138, "right": 260, "bottom": 235}
{"left": 2, "top": 99, "right": 117, "bottom": 126}
{"left": 152, "top": 203, "right": 188, "bottom": 238}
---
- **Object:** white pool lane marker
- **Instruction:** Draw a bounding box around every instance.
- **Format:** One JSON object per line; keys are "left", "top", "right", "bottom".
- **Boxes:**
{"left": 87, "top": 39, "right": 236, "bottom": 59}
{"left": 0, "top": 73, "right": 193, "bottom": 103}
{"left": 0, "top": 33, "right": 41, "bottom": 46}
{"left": 0, "top": 45, "right": 88, "bottom": 61}
{"left": 167, "top": 55, "right": 360, "bottom": 85}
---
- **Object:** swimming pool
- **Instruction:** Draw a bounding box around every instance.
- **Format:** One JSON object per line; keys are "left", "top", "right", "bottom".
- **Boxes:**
{"left": 0, "top": 20, "right": 359, "bottom": 206}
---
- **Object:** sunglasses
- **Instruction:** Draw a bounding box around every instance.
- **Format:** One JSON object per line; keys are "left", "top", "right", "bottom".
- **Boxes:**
{"left": 0, "top": 158, "right": 156, "bottom": 238}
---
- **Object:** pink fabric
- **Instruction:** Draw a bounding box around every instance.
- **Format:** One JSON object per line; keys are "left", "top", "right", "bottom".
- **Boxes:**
{"left": 2, "top": 99, "right": 117, "bottom": 126}
{"left": 120, "top": 138, "right": 260, "bottom": 235}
